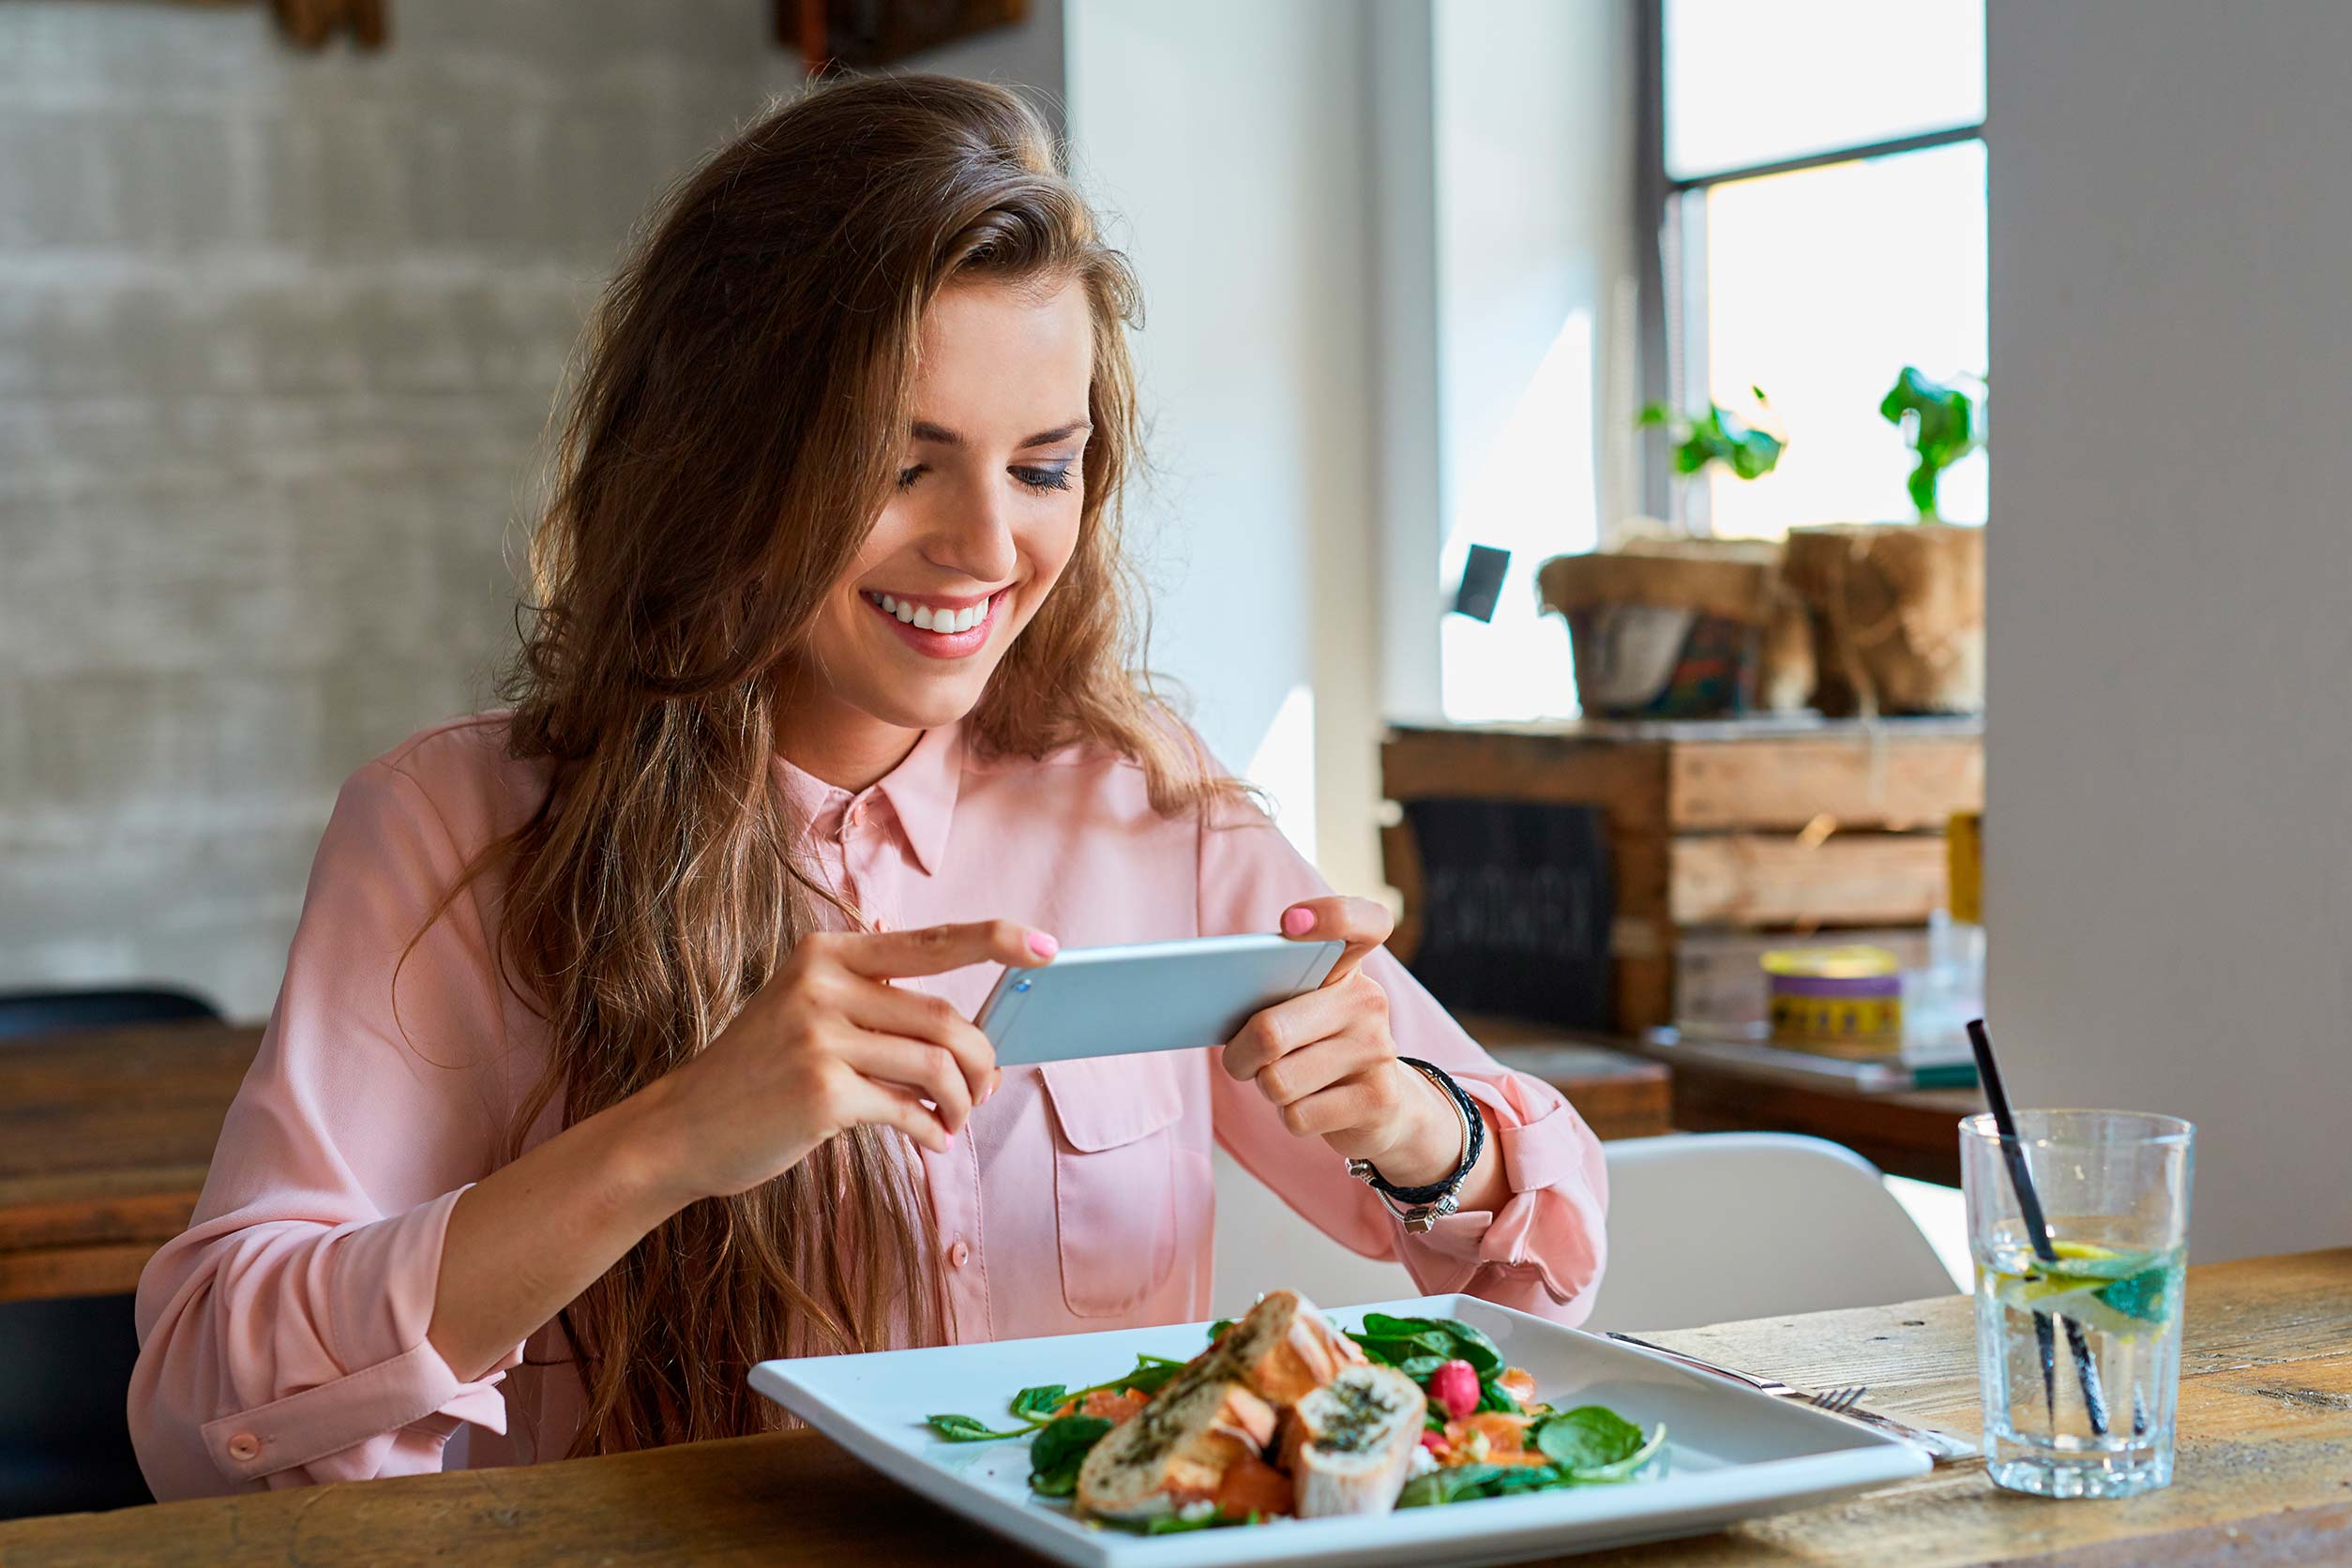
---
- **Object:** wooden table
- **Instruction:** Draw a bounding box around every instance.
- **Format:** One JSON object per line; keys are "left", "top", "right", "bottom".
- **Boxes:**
{"left": 0, "top": 1021, "right": 261, "bottom": 1304}
{"left": 8, "top": 1249, "right": 2344, "bottom": 1565}
{"left": 0, "top": 1021, "right": 1667, "bottom": 1305}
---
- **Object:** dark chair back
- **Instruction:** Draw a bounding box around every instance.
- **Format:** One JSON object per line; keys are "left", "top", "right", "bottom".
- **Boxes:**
{"left": 0, "top": 988, "right": 221, "bottom": 1042}
{"left": 0, "top": 985, "right": 225, "bottom": 1517}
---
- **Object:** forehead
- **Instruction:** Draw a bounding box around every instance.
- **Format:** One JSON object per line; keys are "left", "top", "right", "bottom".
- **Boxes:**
{"left": 913, "top": 277, "right": 1093, "bottom": 424}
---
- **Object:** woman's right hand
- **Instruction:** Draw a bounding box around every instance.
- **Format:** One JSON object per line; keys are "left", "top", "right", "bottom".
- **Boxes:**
{"left": 639, "top": 920, "right": 1059, "bottom": 1202}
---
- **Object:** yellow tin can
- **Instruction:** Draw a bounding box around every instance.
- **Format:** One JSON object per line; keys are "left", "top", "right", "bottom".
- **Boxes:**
{"left": 1762, "top": 945, "right": 1904, "bottom": 1049}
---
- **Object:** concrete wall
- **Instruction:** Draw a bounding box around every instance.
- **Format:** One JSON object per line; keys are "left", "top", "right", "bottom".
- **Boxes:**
{"left": 1063, "top": 0, "right": 1382, "bottom": 896}
{"left": 1986, "top": 0, "right": 2352, "bottom": 1258}
{"left": 0, "top": 1, "right": 1062, "bottom": 1019}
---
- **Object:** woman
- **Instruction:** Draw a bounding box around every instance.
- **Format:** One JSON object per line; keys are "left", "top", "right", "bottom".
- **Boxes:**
{"left": 129, "top": 74, "right": 1606, "bottom": 1498}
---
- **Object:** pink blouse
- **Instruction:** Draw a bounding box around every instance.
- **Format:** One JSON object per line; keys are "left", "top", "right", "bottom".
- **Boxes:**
{"left": 129, "top": 715, "right": 1608, "bottom": 1498}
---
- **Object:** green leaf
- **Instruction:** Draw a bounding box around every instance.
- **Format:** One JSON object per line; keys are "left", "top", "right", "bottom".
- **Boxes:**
{"left": 1206, "top": 1318, "right": 1235, "bottom": 1344}
{"left": 1636, "top": 402, "right": 1671, "bottom": 428}
{"left": 1027, "top": 1414, "right": 1113, "bottom": 1497}
{"left": 1009, "top": 1384, "right": 1068, "bottom": 1422}
{"left": 1532, "top": 1405, "right": 1646, "bottom": 1471}
{"left": 1575, "top": 1423, "right": 1667, "bottom": 1482}
{"left": 1398, "top": 1463, "right": 1509, "bottom": 1507}
{"left": 1430, "top": 1318, "right": 1505, "bottom": 1376}
{"left": 1477, "top": 1376, "right": 1520, "bottom": 1413}
{"left": 1396, "top": 1354, "right": 1450, "bottom": 1380}
{"left": 1137, "top": 1509, "right": 1259, "bottom": 1534}
{"left": 926, "top": 1412, "right": 1034, "bottom": 1442}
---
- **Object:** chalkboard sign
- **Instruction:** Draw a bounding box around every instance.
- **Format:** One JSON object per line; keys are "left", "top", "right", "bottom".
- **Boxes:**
{"left": 1400, "top": 798, "right": 1613, "bottom": 1029}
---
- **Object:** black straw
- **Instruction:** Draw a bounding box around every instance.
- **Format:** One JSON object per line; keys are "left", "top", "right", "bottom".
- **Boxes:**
{"left": 1968, "top": 1018, "right": 2110, "bottom": 1437}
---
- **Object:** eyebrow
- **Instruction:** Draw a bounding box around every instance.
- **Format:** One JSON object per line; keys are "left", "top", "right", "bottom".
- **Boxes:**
{"left": 909, "top": 419, "right": 1092, "bottom": 450}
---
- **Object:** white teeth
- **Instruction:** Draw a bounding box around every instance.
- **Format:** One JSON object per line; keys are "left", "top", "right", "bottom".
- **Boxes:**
{"left": 874, "top": 593, "right": 992, "bottom": 633}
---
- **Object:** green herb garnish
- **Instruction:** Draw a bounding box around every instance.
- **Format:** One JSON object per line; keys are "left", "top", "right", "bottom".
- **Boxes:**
{"left": 1027, "top": 1414, "right": 1113, "bottom": 1497}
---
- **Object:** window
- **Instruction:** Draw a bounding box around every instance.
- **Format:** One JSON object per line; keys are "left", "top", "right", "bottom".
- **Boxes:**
{"left": 1646, "top": 0, "right": 1988, "bottom": 538}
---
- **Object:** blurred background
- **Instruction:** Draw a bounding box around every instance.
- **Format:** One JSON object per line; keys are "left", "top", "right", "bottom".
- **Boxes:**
{"left": 4, "top": 0, "right": 2350, "bottom": 1516}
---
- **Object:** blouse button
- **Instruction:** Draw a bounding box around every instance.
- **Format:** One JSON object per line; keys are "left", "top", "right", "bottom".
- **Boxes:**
{"left": 948, "top": 1239, "right": 972, "bottom": 1269}
{"left": 225, "top": 1432, "right": 263, "bottom": 1463}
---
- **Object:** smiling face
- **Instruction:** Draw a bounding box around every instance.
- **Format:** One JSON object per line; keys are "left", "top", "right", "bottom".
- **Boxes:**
{"left": 780, "top": 276, "right": 1094, "bottom": 779}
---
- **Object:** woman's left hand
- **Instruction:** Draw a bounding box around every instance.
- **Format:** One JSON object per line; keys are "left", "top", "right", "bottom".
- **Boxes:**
{"left": 1220, "top": 896, "right": 1467, "bottom": 1189}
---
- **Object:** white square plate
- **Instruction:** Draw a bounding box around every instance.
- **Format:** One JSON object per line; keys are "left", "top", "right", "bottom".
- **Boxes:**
{"left": 749, "top": 1294, "right": 1930, "bottom": 1568}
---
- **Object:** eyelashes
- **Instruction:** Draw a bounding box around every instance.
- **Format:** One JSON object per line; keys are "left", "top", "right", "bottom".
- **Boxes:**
{"left": 895, "top": 463, "right": 1076, "bottom": 494}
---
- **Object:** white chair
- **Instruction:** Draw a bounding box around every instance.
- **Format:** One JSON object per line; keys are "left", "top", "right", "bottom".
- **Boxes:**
{"left": 1211, "top": 1132, "right": 1959, "bottom": 1328}
{"left": 1575, "top": 1133, "right": 1961, "bottom": 1333}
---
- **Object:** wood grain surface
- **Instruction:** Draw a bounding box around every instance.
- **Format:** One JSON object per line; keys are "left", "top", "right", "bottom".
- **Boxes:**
{"left": 0, "top": 1021, "right": 259, "bottom": 1302}
{"left": 6, "top": 1250, "right": 2344, "bottom": 1567}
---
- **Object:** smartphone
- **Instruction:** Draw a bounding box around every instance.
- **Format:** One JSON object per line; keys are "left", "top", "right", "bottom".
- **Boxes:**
{"left": 975, "top": 933, "right": 1347, "bottom": 1067}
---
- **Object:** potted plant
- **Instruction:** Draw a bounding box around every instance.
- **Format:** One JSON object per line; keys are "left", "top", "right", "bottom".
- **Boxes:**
{"left": 1781, "top": 368, "right": 1986, "bottom": 716}
{"left": 1537, "top": 391, "right": 1812, "bottom": 717}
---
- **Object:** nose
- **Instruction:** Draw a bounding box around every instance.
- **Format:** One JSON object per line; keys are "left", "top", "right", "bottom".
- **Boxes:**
{"left": 920, "top": 477, "right": 1020, "bottom": 586}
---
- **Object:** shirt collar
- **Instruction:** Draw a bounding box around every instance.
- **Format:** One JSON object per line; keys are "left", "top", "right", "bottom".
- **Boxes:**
{"left": 774, "top": 722, "right": 964, "bottom": 877}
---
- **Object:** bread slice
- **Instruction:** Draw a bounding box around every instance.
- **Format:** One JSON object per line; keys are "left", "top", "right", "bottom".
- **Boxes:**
{"left": 1215, "top": 1289, "right": 1366, "bottom": 1408}
{"left": 1279, "top": 1363, "right": 1428, "bottom": 1517}
{"left": 1073, "top": 1372, "right": 1279, "bottom": 1522}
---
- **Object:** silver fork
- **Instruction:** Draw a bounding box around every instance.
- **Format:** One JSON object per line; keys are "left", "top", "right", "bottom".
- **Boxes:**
{"left": 1604, "top": 1334, "right": 1976, "bottom": 1463}
{"left": 1810, "top": 1384, "right": 1868, "bottom": 1415}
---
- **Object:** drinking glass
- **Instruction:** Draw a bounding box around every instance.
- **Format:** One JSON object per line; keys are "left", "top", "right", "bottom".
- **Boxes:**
{"left": 1961, "top": 1109, "right": 2194, "bottom": 1499}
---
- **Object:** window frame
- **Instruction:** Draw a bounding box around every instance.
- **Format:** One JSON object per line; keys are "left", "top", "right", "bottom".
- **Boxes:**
{"left": 1636, "top": 0, "right": 1989, "bottom": 530}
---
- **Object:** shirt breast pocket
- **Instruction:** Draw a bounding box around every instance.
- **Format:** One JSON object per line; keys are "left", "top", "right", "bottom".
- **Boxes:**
{"left": 1036, "top": 1054, "right": 1188, "bottom": 1319}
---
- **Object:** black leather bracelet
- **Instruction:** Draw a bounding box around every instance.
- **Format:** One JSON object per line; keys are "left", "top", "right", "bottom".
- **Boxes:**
{"left": 1354, "top": 1057, "right": 1485, "bottom": 1206}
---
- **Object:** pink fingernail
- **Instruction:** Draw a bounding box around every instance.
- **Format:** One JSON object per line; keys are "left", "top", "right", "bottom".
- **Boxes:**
{"left": 1027, "top": 930, "right": 1060, "bottom": 958}
{"left": 1282, "top": 907, "right": 1315, "bottom": 936}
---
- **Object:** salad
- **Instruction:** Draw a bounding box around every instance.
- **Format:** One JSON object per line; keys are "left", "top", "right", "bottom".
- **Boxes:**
{"left": 926, "top": 1290, "right": 1665, "bottom": 1531}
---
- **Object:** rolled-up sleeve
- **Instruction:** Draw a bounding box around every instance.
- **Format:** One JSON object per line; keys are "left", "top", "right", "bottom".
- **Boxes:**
{"left": 130, "top": 761, "right": 524, "bottom": 1498}
{"left": 1198, "top": 792, "right": 1608, "bottom": 1324}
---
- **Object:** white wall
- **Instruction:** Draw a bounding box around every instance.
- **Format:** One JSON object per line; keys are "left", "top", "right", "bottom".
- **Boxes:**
{"left": 1986, "top": 0, "right": 2352, "bottom": 1259}
{"left": 1429, "top": 0, "right": 1637, "bottom": 725}
{"left": 1064, "top": 0, "right": 1381, "bottom": 896}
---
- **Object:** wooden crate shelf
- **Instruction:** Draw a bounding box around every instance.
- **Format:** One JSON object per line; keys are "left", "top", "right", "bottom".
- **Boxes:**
{"left": 1380, "top": 716, "right": 1983, "bottom": 1036}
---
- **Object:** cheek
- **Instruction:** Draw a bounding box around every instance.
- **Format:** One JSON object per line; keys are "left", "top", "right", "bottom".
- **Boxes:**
{"left": 1019, "top": 503, "right": 1084, "bottom": 590}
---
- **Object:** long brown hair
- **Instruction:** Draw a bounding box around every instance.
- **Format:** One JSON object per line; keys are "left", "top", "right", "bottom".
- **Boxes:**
{"left": 491, "top": 74, "right": 1223, "bottom": 1455}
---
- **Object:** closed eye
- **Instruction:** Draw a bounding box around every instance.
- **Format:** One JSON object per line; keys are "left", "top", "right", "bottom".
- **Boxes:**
{"left": 1012, "top": 464, "right": 1075, "bottom": 493}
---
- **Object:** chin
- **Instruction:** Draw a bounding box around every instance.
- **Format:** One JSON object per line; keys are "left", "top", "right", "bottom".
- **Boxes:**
{"left": 852, "top": 677, "right": 989, "bottom": 732}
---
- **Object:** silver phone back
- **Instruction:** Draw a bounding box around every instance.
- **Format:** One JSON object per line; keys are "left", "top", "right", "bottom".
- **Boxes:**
{"left": 978, "top": 934, "right": 1346, "bottom": 1066}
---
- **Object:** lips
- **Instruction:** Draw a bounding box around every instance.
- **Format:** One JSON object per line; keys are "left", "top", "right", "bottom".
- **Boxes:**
{"left": 863, "top": 589, "right": 1002, "bottom": 659}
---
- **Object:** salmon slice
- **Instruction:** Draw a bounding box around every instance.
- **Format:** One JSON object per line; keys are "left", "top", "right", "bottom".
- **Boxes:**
{"left": 1073, "top": 1374, "right": 1279, "bottom": 1522}
{"left": 1215, "top": 1289, "right": 1366, "bottom": 1408}
{"left": 1060, "top": 1387, "right": 1151, "bottom": 1425}
{"left": 1279, "top": 1364, "right": 1428, "bottom": 1516}
{"left": 1211, "top": 1453, "right": 1294, "bottom": 1520}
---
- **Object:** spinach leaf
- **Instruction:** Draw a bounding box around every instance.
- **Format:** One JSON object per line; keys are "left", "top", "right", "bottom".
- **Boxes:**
{"left": 1533, "top": 1406, "right": 1664, "bottom": 1478}
{"left": 1398, "top": 1463, "right": 1508, "bottom": 1507}
{"left": 1477, "top": 1376, "right": 1520, "bottom": 1414}
{"left": 1206, "top": 1318, "right": 1235, "bottom": 1344}
{"left": 1396, "top": 1354, "right": 1450, "bottom": 1380}
{"left": 1431, "top": 1318, "right": 1505, "bottom": 1376}
{"left": 1138, "top": 1510, "right": 1259, "bottom": 1534}
{"left": 1009, "top": 1384, "right": 1069, "bottom": 1422}
{"left": 925, "top": 1412, "right": 1035, "bottom": 1442}
{"left": 1573, "top": 1423, "right": 1667, "bottom": 1483}
{"left": 1027, "top": 1414, "right": 1113, "bottom": 1497}
{"left": 1114, "top": 1354, "right": 1188, "bottom": 1397}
